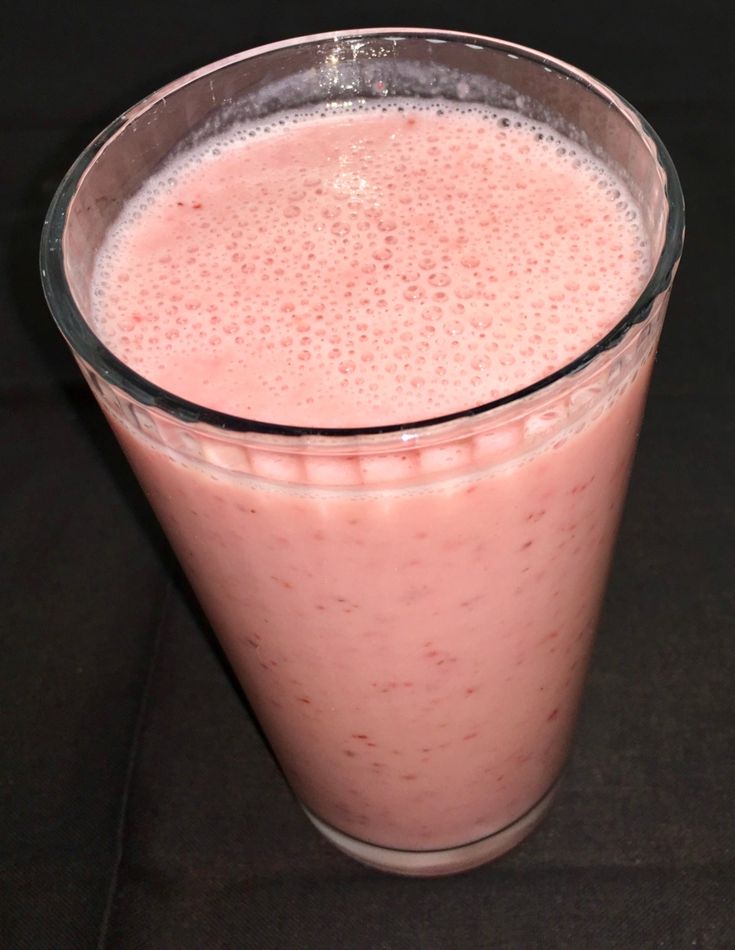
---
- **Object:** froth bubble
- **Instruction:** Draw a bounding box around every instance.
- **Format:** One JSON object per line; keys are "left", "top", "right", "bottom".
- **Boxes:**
{"left": 403, "top": 285, "right": 425, "bottom": 301}
{"left": 421, "top": 305, "right": 443, "bottom": 322}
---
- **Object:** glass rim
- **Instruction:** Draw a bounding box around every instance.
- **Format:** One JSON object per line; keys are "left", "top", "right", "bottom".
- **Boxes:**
{"left": 39, "top": 26, "right": 685, "bottom": 440}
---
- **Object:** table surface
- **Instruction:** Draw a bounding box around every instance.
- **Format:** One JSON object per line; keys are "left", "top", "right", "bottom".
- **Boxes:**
{"left": 2, "top": 3, "right": 734, "bottom": 948}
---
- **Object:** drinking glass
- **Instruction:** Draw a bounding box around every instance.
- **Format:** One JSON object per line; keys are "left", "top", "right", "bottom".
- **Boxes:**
{"left": 41, "top": 29, "right": 684, "bottom": 875}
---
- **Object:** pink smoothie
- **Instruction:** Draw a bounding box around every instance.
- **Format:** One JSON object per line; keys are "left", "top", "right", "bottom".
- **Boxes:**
{"left": 90, "top": 101, "right": 654, "bottom": 855}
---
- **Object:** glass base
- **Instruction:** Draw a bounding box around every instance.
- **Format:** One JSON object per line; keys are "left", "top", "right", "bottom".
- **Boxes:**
{"left": 302, "top": 779, "right": 559, "bottom": 877}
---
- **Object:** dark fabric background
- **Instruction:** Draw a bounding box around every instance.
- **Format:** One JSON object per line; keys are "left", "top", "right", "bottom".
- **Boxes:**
{"left": 1, "top": 2, "right": 733, "bottom": 947}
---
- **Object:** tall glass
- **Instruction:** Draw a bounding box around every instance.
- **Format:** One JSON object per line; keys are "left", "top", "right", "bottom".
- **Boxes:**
{"left": 40, "top": 29, "right": 683, "bottom": 876}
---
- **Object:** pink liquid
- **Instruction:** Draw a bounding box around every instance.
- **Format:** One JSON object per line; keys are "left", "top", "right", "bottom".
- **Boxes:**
{"left": 91, "top": 102, "right": 654, "bottom": 854}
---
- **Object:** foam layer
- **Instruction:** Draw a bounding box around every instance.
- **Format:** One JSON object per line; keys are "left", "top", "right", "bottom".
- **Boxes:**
{"left": 91, "top": 99, "right": 650, "bottom": 427}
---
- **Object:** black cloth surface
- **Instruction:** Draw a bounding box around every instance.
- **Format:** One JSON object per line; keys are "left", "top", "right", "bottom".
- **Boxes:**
{"left": 2, "top": 2, "right": 733, "bottom": 947}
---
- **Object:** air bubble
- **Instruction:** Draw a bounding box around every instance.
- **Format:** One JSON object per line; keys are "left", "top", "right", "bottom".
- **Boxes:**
{"left": 461, "top": 255, "right": 481, "bottom": 269}
{"left": 403, "top": 285, "right": 425, "bottom": 301}
{"left": 421, "top": 305, "right": 443, "bottom": 321}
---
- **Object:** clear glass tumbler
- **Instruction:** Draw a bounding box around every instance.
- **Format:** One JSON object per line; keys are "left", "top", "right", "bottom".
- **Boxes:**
{"left": 40, "top": 29, "right": 684, "bottom": 876}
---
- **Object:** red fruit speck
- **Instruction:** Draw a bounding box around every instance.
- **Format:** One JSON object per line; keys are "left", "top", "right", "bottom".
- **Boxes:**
{"left": 271, "top": 575, "right": 294, "bottom": 589}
